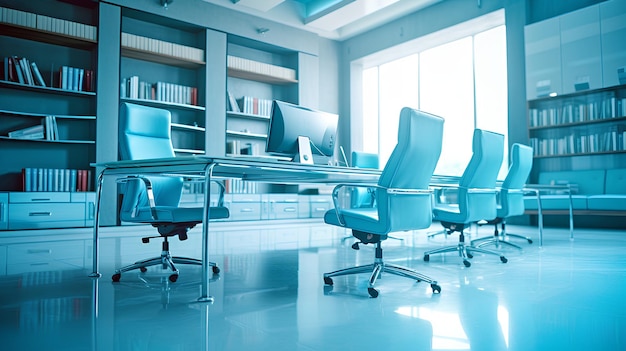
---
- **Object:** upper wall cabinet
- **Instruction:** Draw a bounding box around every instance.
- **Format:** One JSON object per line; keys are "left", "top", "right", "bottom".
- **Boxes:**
{"left": 0, "top": 0, "right": 98, "bottom": 192}
{"left": 560, "top": 5, "right": 602, "bottom": 95}
{"left": 525, "top": 17, "right": 562, "bottom": 99}
{"left": 600, "top": 0, "right": 626, "bottom": 88}
{"left": 119, "top": 9, "right": 208, "bottom": 156}
{"left": 525, "top": 0, "right": 626, "bottom": 100}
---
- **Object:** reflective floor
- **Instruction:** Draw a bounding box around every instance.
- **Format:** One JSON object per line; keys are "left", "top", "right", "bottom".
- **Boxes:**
{"left": 0, "top": 220, "right": 625, "bottom": 351}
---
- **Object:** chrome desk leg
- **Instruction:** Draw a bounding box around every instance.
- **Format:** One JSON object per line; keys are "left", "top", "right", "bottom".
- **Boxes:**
{"left": 89, "top": 170, "right": 105, "bottom": 278}
{"left": 567, "top": 188, "right": 574, "bottom": 240}
{"left": 198, "top": 164, "right": 215, "bottom": 303}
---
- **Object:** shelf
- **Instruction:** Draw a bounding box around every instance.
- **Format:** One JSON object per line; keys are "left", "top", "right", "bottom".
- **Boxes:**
{"left": 121, "top": 46, "right": 205, "bottom": 69}
{"left": 226, "top": 111, "right": 271, "bottom": 121}
{"left": 228, "top": 67, "right": 298, "bottom": 85}
{"left": 0, "top": 80, "right": 95, "bottom": 97}
{"left": 534, "top": 150, "right": 626, "bottom": 158}
{"left": 529, "top": 116, "right": 626, "bottom": 131}
{"left": 0, "top": 23, "right": 96, "bottom": 50}
{"left": 528, "top": 83, "right": 626, "bottom": 103}
{"left": 0, "top": 109, "right": 95, "bottom": 120}
{"left": 120, "top": 97, "right": 204, "bottom": 111}
{"left": 226, "top": 130, "right": 268, "bottom": 139}
{"left": 0, "top": 136, "right": 95, "bottom": 144}
{"left": 171, "top": 123, "right": 205, "bottom": 132}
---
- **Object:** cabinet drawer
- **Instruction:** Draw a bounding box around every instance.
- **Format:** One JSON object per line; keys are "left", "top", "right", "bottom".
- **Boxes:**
{"left": 270, "top": 202, "right": 299, "bottom": 219}
{"left": 7, "top": 258, "right": 85, "bottom": 275}
{"left": 310, "top": 202, "right": 332, "bottom": 218}
{"left": 227, "top": 202, "right": 262, "bottom": 221}
{"left": 9, "top": 192, "right": 71, "bottom": 203}
{"left": 9, "top": 203, "right": 86, "bottom": 229}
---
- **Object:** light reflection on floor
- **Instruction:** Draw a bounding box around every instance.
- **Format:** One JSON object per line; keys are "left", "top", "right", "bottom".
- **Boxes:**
{"left": 0, "top": 220, "right": 625, "bottom": 351}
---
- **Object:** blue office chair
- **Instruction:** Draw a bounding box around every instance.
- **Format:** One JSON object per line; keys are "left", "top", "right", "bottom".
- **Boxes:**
{"left": 471, "top": 143, "right": 534, "bottom": 250}
{"left": 323, "top": 107, "right": 444, "bottom": 298}
{"left": 423, "top": 129, "right": 507, "bottom": 268}
{"left": 112, "top": 102, "right": 229, "bottom": 283}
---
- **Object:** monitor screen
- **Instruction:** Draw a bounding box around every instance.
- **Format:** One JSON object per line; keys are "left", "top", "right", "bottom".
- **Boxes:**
{"left": 265, "top": 100, "right": 338, "bottom": 162}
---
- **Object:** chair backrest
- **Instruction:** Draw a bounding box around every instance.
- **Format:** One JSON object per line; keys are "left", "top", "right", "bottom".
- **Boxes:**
{"left": 351, "top": 151, "right": 379, "bottom": 208}
{"left": 352, "top": 151, "right": 379, "bottom": 169}
{"left": 376, "top": 108, "right": 444, "bottom": 231}
{"left": 457, "top": 129, "right": 505, "bottom": 222}
{"left": 499, "top": 143, "right": 533, "bottom": 217}
{"left": 118, "top": 103, "right": 183, "bottom": 217}
{"left": 119, "top": 102, "right": 176, "bottom": 160}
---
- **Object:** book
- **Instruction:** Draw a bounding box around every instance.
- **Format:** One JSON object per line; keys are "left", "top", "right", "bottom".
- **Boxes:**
{"left": 30, "top": 61, "right": 46, "bottom": 86}
{"left": 77, "top": 68, "right": 84, "bottom": 91}
{"left": 8, "top": 124, "right": 44, "bottom": 139}
{"left": 12, "top": 57, "right": 24, "bottom": 84}
{"left": 227, "top": 91, "right": 240, "bottom": 112}
{"left": 20, "top": 58, "right": 34, "bottom": 85}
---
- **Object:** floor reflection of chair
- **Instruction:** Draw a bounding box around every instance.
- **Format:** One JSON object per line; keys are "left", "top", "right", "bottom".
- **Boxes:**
{"left": 471, "top": 143, "right": 534, "bottom": 250}
{"left": 423, "top": 129, "right": 507, "bottom": 268}
{"left": 323, "top": 108, "right": 444, "bottom": 298}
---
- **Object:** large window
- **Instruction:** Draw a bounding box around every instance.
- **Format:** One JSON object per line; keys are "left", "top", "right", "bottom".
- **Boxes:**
{"left": 357, "top": 12, "right": 508, "bottom": 178}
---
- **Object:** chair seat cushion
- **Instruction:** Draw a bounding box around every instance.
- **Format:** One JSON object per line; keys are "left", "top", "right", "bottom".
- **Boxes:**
{"left": 324, "top": 208, "right": 387, "bottom": 234}
{"left": 523, "top": 195, "right": 587, "bottom": 210}
{"left": 130, "top": 206, "right": 229, "bottom": 223}
{"left": 432, "top": 203, "right": 463, "bottom": 223}
{"left": 586, "top": 195, "right": 626, "bottom": 211}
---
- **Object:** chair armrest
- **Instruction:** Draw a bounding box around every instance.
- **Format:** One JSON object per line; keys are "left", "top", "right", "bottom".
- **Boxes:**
{"left": 117, "top": 175, "right": 158, "bottom": 220}
{"left": 329, "top": 183, "right": 432, "bottom": 226}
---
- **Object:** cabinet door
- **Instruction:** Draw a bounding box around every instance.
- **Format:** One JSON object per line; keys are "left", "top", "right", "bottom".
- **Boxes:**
{"left": 525, "top": 17, "right": 562, "bottom": 99}
{"left": 601, "top": 0, "right": 626, "bottom": 88}
{"left": 560, "top": 5, "right": 602, "bottom": 94}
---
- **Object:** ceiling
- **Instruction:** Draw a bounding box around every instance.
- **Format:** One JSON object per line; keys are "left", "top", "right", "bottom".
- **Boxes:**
{"left": 201, "top": 0, "right": 443, "bottom": 41}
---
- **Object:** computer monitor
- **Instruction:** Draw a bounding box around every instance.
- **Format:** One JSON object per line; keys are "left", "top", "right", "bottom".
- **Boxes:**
{"left": 265, "top": 100, "right": 338, "bottom": 164}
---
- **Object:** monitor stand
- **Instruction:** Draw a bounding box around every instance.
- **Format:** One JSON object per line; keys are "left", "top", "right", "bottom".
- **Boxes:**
{"left": 293, "top": 135, "right": 314, "bottom": 164}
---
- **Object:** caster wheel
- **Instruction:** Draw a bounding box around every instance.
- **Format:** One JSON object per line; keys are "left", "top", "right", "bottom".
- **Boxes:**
{"left": 527, "top": 239, "right": 533, "bottom": 244}
{"left": 351, "top": 242, "right": 360, "bottom": 250}
{"left": 368, "top": 287, "right": 379, "bottom": 298}
{"left": 168, "top": 274, "right": 178, "bottom": 283}
{"left": 323, "top": 276, "right": 333, "bottom": 285}
{"left": 212, "top": 265, "right": 220, "bottom": 274}
{"left": 139, "top": 267, "right": 147, "bottom": 273}
{"left": 112, "top": 273, "right": 121, "bottom": 282}
{"left": 467, "top": 252, "right": 474, "bottom": 259}
{"left": 463, "top": 260, "right": 471, "bottom": 268}
{"left": 423, "top": 255, "right": 430, "bottom": 262}
{"left": 431, "top": 283, "right": 441, "bottom": 294}
{"left": 500, "top": 256, "right": 508, "bottom": 263}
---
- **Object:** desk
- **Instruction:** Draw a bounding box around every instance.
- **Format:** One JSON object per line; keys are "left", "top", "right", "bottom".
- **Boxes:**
{"left": 89, "top": 156, "right": 381, "bottom": 302}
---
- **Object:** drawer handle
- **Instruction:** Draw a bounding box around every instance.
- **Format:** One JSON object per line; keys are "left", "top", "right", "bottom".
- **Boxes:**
{"left": 31, "top": 198, "right": 52, "bottom": 202}
{"left": 30, "top": 262, "right": 50, "bottom": 266}
{"left": 283, "top": 207, "right": 296, "bottom": 212}
{"left": 240, "top": 208, "right": 254, "bottom": 213}
{"left": 29, "top": 212, "right": 52, "bottom": 216}
{"left": 314, "top": 207, "right": 327, "bottom": 211}
{"left": 27, "top": 249, "right": 52, "bottom": 254}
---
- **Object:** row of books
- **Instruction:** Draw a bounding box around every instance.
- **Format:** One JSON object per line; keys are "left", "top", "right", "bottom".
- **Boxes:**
{"left": 224, "top": 179, "right": 258, "bottom": 194}
{"left": 59, "top": 66, "right": 95, "bottom": 92}
{"left": 2, "top": 56, "right": 46, "bottom": 86}
{"left": 121, "top": 32, "right": 204, "bottom": 62}
{"left": 121, "top": 76, "right": 199, "bottom": 106}
{"left": 227, "top": 55, "right": 296, "bottom": 81}
{"left": 530, "top": 130, "right": 626, "bottom": 156}
{"left": 528, "top": 97, "right": 626, "bottom": 127}
{"left": 239, "top": 96, "right": 273, "bottom": 116}
{"left": 7, "top": 116, "right": 59, "bottom": 140}
{"left": 22, "top": 168, "right": 92, "bottom": 192}
{"left": 0, "top": 6, "right": 97, "bottom": 41}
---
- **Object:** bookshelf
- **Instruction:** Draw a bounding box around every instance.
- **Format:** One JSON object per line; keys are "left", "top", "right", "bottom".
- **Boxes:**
{"left": 0, "top": 1, "right": 97, "bottom": 192}
{"left": 226, "top": 42, "right": 299, "bottom": 159}
{"left": 120, "top": 9, "right": 207, "bottom": 156}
